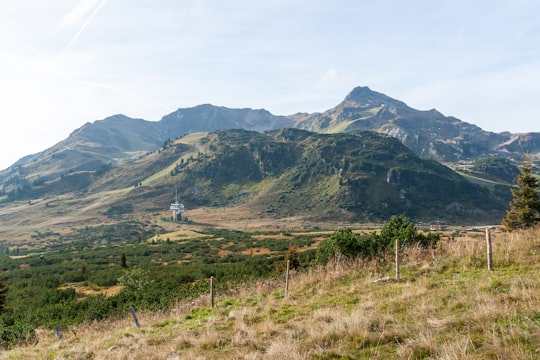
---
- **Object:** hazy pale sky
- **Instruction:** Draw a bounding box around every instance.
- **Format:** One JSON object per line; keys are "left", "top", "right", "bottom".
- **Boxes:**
{"left": 1, "top": 0, "right": 539, "bottom": 169}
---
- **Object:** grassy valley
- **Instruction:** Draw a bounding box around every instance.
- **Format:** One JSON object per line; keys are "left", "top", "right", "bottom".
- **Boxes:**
{"left": 2, "top": 227, "right": 539, "bottom": 359}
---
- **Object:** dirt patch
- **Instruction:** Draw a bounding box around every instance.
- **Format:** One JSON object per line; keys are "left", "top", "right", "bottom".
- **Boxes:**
{"left": 217, "top": 249, "right": 232, "bottom": 257}
{"left": 252, "top": 234, "right": 290, "bottom": 240}
{"left": 156, "top": 229, "right": 209, "bottom": 241}
{"left": 241, "top": 248, "right": 273, "bottom": 255}
{"left": 59, "top": 284, "right": 123, "bottom": 298}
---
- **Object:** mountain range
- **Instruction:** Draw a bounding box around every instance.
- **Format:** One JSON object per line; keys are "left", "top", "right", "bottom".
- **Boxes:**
{"left": 0, "top": 86, "right": 538, "bottom": 228}
{"left": 5, "top": 87, "right": 539, "bottom": 179}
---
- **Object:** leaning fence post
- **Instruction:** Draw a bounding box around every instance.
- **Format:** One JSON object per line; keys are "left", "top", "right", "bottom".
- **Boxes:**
{"left": 395, "top": 238, "right": 400, "bottom": 281}
{"left": 210, "top": 276, "right": 215, "bottom": 308}
{"left": 55, "top": 326, "right": 62, "bottom": 341}
{"left": 486, "top": 228, "right": 493, "bottom": 271}
{"left": 129, "top": 306, "right": 140, "bottom": 328}
{"left": 285, "top": 260, "right": 290, "bottom": 298}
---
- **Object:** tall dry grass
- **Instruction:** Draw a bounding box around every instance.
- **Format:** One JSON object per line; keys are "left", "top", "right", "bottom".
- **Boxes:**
{"left": 2, "top": 228, "right": 540, "bottom": 359}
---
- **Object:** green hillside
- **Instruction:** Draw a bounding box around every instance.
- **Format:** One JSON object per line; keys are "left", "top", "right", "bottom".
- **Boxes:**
{"left": 0, "top": 129, "right": 508, "bottom": 228}
{"left": 164, "top": 129, "right": 506, "bottom": 224}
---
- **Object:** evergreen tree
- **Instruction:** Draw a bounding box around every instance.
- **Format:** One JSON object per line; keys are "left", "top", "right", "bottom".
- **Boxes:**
{"left": 0, "top": 272, "right": 8, "bottom": 313}
{"left": 315, "top": 228, "right": 360, "bottom": 264}
{"left": 284, "top": 244, "right": 301, "bottom": 269}
{"left": 120, "top": 253, "right": 128, "bottom": 268}
{"left": 502, "top": 159, "right": 540, "bottom": 230}
{"left": 379, "top": 215, "right": 417, "bottom": 248}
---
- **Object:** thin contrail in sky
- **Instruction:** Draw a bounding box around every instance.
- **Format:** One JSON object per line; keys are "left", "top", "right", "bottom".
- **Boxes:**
{"left": 58, "top": 0, "right": 110, "bottom": 62}
{"left": 55, "top": 0, "right": 173, "bottom": 115}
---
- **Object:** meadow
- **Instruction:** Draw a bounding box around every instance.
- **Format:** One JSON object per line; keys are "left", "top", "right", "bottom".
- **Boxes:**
{"left": 0, "top": 218, "right": 321, "bottom": 348}
{"left": 1, "top": 222, "right": 539, "bottom": 359}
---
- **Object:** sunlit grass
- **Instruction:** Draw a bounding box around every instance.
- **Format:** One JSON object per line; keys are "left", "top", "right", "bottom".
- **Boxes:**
{"left": 327, "top": 120, "right": 354, "bottom": 134}
{"left": 143, "top": 151, "right": 199, "bottom": 185}
{"left": 177, "top": 132, "right": 209, "bottom": 145}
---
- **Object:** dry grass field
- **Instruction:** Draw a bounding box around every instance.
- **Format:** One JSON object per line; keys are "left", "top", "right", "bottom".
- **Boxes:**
{"left": 2, "top": 227, "right": 540, "bottom": 359}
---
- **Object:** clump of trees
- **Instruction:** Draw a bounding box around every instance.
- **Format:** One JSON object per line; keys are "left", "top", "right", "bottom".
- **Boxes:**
{"left": 315, "top": 215, "right": 440, "bottom": 265}
{"left": 0, "top": 273, "right": 7, "bottom": 313}
{"left": 502, "top": 159, "right": 540, "bottom": 230}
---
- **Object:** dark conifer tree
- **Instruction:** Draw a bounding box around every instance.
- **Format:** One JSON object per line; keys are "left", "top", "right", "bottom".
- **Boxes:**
{"left": 285, "top": 244, "right": 301, "bottom": 269}
{"left": 502, "top": 159, "right": 540, "bottom": 230}
{"left": 0, "top": 272, "right": 8, "bottom": 313}
{"left": 120, "top": 253, "right": 129, "bottom": 268}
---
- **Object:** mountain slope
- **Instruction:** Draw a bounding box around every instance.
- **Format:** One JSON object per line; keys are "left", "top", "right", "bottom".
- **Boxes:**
{"left": 89, "top": 128, "right": 504, "bottom": 224}
{"left": 295, "top": 86, "right": 540, "bottom": 162}
{"left": 1, "top": 85, "right": 537, "bottom": 222}
{"left": 0, "top": 107, "right": 293, "bottom": 194}
{"left": 0, "top": 129, "right": 508, "bottom": 231}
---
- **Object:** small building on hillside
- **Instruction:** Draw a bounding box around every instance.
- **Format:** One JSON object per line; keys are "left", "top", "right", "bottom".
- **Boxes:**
{"left": 170, "top": 190, "right": 185, "bottom": 222}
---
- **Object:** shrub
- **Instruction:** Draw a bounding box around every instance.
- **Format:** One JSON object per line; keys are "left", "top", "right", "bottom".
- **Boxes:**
{"left": 0, "top": 317, "right": 35, "bottom": 348}
{"left": 315, "top": 216, "right": 440, "bottom": 265}
{"left": 315, "top": 228, "right": 359, "bottom": 264}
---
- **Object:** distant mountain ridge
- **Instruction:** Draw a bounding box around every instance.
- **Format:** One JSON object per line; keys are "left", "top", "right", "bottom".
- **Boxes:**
{"left": 160, "top": 104, "right": 294, "bottom": 135}
{"left": 295, "top": 86, "right": 540, "bottom": 161}
{"left": 3, "top": 107, "right": 295, "bottom": 185}
{"left": 1, "top": 86, "right": 538, "bottom": 194}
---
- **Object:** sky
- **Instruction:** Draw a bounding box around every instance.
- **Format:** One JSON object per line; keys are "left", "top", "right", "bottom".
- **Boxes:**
{"left": 1, "top": 1, "right": 540, "bottom": 170}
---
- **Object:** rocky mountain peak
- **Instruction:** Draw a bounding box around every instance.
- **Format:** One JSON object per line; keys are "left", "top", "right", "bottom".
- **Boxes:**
{"left": 344, "top": 86, "right": 406, "bottom": 108}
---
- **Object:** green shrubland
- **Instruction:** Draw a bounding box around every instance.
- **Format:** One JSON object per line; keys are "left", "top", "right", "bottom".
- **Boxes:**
{"left": 0, "top": 225, "right": 316, "bottom": 348}
{"left": 2, "top": 227, "right": 540, "bottom": 359}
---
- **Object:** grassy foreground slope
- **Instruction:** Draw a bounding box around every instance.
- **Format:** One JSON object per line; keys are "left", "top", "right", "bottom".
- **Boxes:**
{"left": 3, "top": 229, "right": 540, "bottom": 359}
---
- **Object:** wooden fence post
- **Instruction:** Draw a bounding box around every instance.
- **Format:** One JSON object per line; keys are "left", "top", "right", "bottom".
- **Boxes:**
{"left": 395, "top": 238, "right": 400, "bottom": 281}
{"left": 129, "top": 307, "right": 140, "bottom": 328}
{"left": 486, "top": 228, "right": 493, "bottom": 271}
{"left": 210, "top": 276, "right": 215, "bottom": 308}
{"left": 55, "top": 327, "right": 62, "bottom": 341}
{"left": 285, "top": 260, "right": 290, "bottom": 298}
